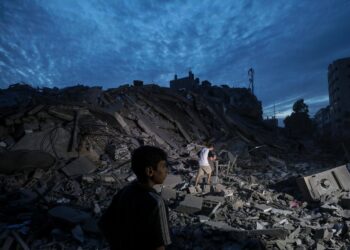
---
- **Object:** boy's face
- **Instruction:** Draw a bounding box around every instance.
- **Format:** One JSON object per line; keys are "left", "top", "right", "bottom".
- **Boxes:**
{"left": 150, "top": 160, "right": 168, "bottom": 185}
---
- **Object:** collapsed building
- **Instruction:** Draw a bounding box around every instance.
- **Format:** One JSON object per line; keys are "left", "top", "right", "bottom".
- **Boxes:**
{"left": 0, "top": 82, "right": 350, "bottom": 249}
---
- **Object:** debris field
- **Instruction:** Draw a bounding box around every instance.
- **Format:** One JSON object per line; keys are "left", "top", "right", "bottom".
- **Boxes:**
{"left": 0, "top": 83, "right": 350, "bottom": 250}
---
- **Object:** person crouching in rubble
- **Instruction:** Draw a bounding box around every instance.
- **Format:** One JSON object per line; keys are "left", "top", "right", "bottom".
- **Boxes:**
{"left": 194, "top": 143, "right": 215, "bottom": 187}
{"left": 98, "top": 145, "right": 172, "bottom": 250}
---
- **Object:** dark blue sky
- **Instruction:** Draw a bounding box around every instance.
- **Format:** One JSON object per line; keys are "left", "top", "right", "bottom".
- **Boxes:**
{"left": 1, "top": 0, "right": 350, "bottom": 119}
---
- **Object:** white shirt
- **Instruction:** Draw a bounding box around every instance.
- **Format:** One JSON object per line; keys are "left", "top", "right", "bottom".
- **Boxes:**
{"left": 198, "top": 147, "right": 210, "bottom": 166}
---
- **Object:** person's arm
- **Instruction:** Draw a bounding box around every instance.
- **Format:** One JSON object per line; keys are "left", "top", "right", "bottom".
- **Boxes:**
{"left": 149, "top": 194, "right": 172, "bottom": 249}
{"left": 156, "top": 246, "right": 165, "bottom": 250}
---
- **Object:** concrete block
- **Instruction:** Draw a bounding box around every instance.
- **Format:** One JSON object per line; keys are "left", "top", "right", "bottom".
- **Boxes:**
{"left": 340, "top": 197, "right": 350, "bottom": 209}
{"left": 126, "top": 174, "right": 136, "bottom": 182}
{"left": 271, "top": 208, "right": 293, "bottom": 215}
{"left": 213, "top": 183, "right": 225, "bottom": 192}
{"left": 153, "top": 185, "right": 162, "bottom": 193}
{"left": 314, "top": 228, "right": 333, "bottom": 241}
{"left": 11, "top": 127, "right": 73, "bottom": 159}
{"left": 254, "top": 203, "right": 272, "bottom": 212}
{"left": 0, "top": 150, "right": 55, "bottom": 175}
{"left": 71, "top": 225, "right": 84, "bottom": 243}
{"left": 203, "top": 184, "right": 211, "bottom": 193}
{"left": 62, "top": 157, "right": 97, "bottom": 177}
{"left": 188, "top": 186, "right": 197, "bottom": 194}
{"left": 316, "top": 243, "right": 325, "bottom": 250}
{"left": 113, "top": 112, "right": 131, "bottom": 135}
{"left": 161, "top": 187, "right": 177, "bottom": 201}
{"left": 198, "top": 215, "right": 209, "bottom": 222}
{"left": 297, "top": 165, "right": 350, "bottom": 201}
{"left": 176, "top": 195, "right": 203, "bottom": 214}
{"left": 221, "top": 189, "right": 234, "bottom": 197}
{"left": 163, "top": 174, "right": 182, "bottom": 188}
{"left": 82, "top": 176, "right": 95, "bottom": 183}
{"left": 102, "top": 176, "right": 116, "bottom": 183}
{"left": 202, "top": 198, "right": 221, "bottom": 216}
{"left": 232, "top": 199, "right": 244, "bottom": 210}
{"left": 204, "top": 195, "right": 225, "bottom": 203}
{"left": 49, "top": 206, "right": 90, "bottom": 224}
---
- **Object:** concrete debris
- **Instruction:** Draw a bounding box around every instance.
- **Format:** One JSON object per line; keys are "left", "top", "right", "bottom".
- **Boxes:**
{"left": 0, "top": 150, "right": 55, "bottom": 174}
{"left": 176, "top": 195, "right": 203, "bottom": 214}
{"left": 61, "top": 156, "right": 97, "bottom": 177}
{"left": 297, "top": 165, "right": 350, "bottom": 201}
{"left": 0, "top": 83, "right": 350, "bottom": 249}
{"left": 106, "top": 143, "right": 130, "bottom": 161}
{"left": 254, "top": 203, "right": 272, "bottom": 212}
{"left": 11, "top": 127, "right": 73, "bottom": 159}
{"left": 161, "top": 187, "right": 177, "bottom": 201}
{"left": 48, "top": 206, "right": 90, "bottom": 224}
{"left": 160, "top": 174, "right": 182, "bottom": 189}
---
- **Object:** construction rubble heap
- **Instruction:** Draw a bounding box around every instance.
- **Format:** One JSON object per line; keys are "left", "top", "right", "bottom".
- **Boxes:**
{"left": 0, "top": 83, "right": 350, "bottom": 250}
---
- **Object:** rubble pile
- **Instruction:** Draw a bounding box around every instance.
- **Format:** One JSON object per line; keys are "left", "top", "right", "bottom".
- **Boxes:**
{"left": 0, "top": 83, "right": 349, "bottom": 249}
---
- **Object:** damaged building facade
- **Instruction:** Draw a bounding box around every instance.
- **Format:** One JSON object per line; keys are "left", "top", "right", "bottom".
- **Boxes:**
{"left": 170, "top": 70, "right": 200, "bottom": 91}
{"left": 0, "top": 78, "right": 350, "bottom": 249}
{"left": 328, "top": 57, "right": 350, "bottom": 138}
{"left": 316, "top": 57, "right": 350, "bottom": 140}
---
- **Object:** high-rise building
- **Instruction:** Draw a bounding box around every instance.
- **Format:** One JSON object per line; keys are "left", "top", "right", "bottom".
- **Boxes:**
{"left": 328, "top": 57, "right": 350, "bottom": 137}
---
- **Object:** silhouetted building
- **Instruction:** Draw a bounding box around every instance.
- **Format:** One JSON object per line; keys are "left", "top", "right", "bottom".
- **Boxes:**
{"left": 314, "top": 106, "right": 331, "bottom": 136}
{"left": 133, "top": 80, "right": 143, "bottom": 87}
{"left": 263, "top": 116, "right": 278, "bottom": 129}
{"left": 328, "top": 57, "right": 350, "bottom": 137}
{"left": 201, "top": 80, "right": 212, "bottom": 87}
{"left": 170, "top": 70, "right": 200, "bottom": 90}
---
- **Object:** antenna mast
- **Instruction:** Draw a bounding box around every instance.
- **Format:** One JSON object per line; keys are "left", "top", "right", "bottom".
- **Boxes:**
{"left": 248, "top": 68, "right": 254, "bottom": 94}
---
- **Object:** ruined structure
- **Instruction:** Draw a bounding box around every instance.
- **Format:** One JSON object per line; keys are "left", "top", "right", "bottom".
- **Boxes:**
{"left": 314, "top": 106, "right": 331, "bottom": 137}
{"left": 328, "top": 57, "right": 350, "bottom": 138}
{"left": 0, "top": 82, "right": 349, "bottom": 249}
{"left": 170, "top": 70, "right": 200, "bottom": 91}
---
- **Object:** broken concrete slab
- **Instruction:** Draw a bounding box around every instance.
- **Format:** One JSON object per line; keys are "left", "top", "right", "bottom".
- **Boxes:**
{"left": 0, "top": 150, "right": 55, "bottom": 174}
{"left": 48, "top": 206, "right": 90, "bottom": 224}
{"left": 204, "top": 220, "right": 289, "bottom": 238}
{"left": 11, "top": 127, "right": 73, "bottom": 159}
{"left": 71, "top": 225, "right": 85, "bottom": 243}
{"left": 297, "top": 165, "right": 350, "bottom": 201}
{"left": 113, "top": 112, "right": 131, "bottom": 135}
{"left": 314, "top": 228, "right": 333, "bottom": 241}
{"left": 161, "top": 187, "right": 177, "bottom": 201}
{"left": 47, "top": 107, "right": 74, "bottom": 121}
{"left": 176, "top": 195, "right": 203, "bottom": 214}
{"left": 62, "top": 157, "right": 97, "bottom": 177}
{"left": 201, "top": 196, "right": 223, "bottom": 216}
{"left": 340, "top": 197, "right": 350, "bottom": 209}
{"left": 106, "top": 143, "right": 130, "bottom": 161}
{"left": 203, "top": 184, "right": 211, "bottom": 193}
{"left": 136, "top": 118, "right": 170, "bottom": 148}
{"left": 254, "top": 203, "right": 272, "bottom": 213}
{"left": 188, "top": 186, "right": 197, "bottom": 194}
{"left": 162, "top": 174, "right": 182, "bottom": 188}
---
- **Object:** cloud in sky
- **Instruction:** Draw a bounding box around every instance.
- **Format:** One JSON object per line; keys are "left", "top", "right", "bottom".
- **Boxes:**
{"left": 1, "top": 0, "right": 350, "bottom": 119}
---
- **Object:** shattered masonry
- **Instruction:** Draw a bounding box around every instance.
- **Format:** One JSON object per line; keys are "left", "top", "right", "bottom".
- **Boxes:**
{"left": 0, "top": 82, "right": 350, "bottom": 249}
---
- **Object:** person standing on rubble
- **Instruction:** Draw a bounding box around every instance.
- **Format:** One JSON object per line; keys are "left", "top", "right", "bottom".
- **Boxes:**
{"left": 194, "top": 143, "right": 214, "bottom": 187}
{"left": 98, "top": 145, "right": 172, "bottom": 250}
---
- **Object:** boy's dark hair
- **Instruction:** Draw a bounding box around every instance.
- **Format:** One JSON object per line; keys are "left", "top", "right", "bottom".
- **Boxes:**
{"left": 131, "top": 145, "right": 167, "bottom": 181}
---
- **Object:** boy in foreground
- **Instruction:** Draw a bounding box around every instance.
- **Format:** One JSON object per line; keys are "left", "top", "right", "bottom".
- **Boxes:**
{"left": 99, "top": 146, "right": 172, "bottom": 250}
